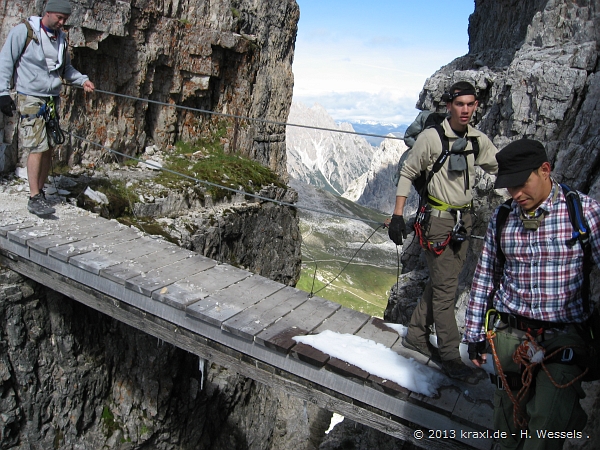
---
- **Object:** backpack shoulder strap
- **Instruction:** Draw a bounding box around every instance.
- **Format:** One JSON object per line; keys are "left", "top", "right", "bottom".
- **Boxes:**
{"left": 561, "top": 184, "right": 593, "bottom": 312}
{"left": 414, "top": 123, "right": 450, "bottom": 201}
{"left": 469, "top": 136, "right": 480, "bottom": 160}
{"left": 430, "top": 123, "right": 450, "bottom": 173}
{"left": 495, "top": 199, "right": 512, "bottom": 270}
{"left": 21, "top": 19, "right": 38, "bottom": 53}
{"left": 489, "top": 199, "right": 512, "bottom": 310}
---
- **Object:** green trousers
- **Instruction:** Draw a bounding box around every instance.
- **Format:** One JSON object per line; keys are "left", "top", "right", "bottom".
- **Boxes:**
{"left": 492, "top": 325, "right": 587, "bottom": 450}
{"left": 406, "top": 213, "right": 471, "bottom": 360}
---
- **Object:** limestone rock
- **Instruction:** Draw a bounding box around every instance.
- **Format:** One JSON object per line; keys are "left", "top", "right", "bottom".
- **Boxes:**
{"left": 0, "top": 0, "right": 298, "bottom": 180}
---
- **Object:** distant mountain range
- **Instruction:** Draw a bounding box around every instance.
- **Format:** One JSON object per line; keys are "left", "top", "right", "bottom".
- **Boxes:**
{"left": 286, "top": 102, "right": 417, "bottom": 317}
{"left": 286, "top": 102, "right": 374, "bottom": 196}
{"left": 345, "top": 121, "right": 407, "bottom": 147}
{"left": 286, "top": 101, "right": 417, "bottom": 215}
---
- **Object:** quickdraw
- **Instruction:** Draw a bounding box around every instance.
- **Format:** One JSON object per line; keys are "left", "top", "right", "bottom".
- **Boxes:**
{"left": 43, "top": 97, "right": 65, "bottom": 145}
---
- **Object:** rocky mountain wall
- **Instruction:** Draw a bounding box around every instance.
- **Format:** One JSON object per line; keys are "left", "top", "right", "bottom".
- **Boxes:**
{"left": 0, "top": 267, "right": 331, "bottom": 449}
{"left": 286, "top": 102, "right": 373, "bottom": 195}
{"left": 0, "top": 0, "right": 298, "bottom": 179}
{"left": 386, "top": 2, "right": 600, "bottom": 446}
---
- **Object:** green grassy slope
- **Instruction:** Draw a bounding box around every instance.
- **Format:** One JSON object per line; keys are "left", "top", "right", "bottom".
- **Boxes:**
{"left": 292, "top": 180, "right": 399, "bottom": 318}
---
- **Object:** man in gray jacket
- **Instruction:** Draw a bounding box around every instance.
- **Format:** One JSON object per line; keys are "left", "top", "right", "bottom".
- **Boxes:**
{"left": 0, "top": 0, "right": 94, "bottom": 216}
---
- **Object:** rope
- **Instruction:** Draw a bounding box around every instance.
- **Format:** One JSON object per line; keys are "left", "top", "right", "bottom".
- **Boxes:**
{"left": 487, "top": 329, "right": 589, "bottom": 430}
{"left": 310, "top": 224, "right": 385, "bottom": 297}
{"left": 66, "top": 132, "right": 385, "bottom": 226}
{"left": 66, "top": 84, "right": 404, "bottom": 142}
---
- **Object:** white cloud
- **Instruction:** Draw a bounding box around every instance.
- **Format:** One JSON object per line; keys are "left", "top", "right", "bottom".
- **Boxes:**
{"left": 291, "top": 0, "right": 475, "bottom": 125}
{"left": 292, "top": 34, "right": 463, "bottom": 124}
{"left": 293, "top": 90, "right": 420, "bottom": 125}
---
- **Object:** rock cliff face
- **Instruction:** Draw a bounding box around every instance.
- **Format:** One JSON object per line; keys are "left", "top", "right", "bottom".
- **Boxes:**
{"left": 0, "top": 268, "right": 331, "bottom": 449}
{"left": 386, "top": 1, "right": 600, "bottom": 447}
{"left": 0, "top": 0, "right": 298, "bottom": 178}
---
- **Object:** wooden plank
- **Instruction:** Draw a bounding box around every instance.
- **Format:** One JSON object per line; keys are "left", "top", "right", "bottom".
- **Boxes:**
{"left": 367, "top": 374, "right": 411, "bottom": 400}
{"left": 255, "top": 297, "right": 341, "bottom": 353}
{"left": 48, "top": 222, "right": 134, "bottom": 262}
{"left": 289, "top": 343, "right": 330, "bottom": 368}
{"left": 409, "top": 384, "right": 462, "bottom": 416}
{"left": 124, "top": 254, "right": 217, "bottom": 296}
{"left": 355, "top": 317, "right": 399, "bottom": 348}
{"left": 179, "top": 276, "right": 283, "bottom": 327}
{"left": 0, "top": 222, "right": 33, "bottom": 237}
{"left": 7, "top": 223, "right": 59, "bottom": 245}
{"left": 29, "top": 234, "right": 87, "bottom": 254}
{"left": 27, "top": 216, "right": 109, "bottom": 253}
{"left": 313, "top": 306, "right": 370, "bottom": 335}
{"left": 68, "top": 236, "right": 170, "bottom": 275}
{"left": 0, "top": 234, "right": 29, "bottom": 258}
{"left": 6, "top": 214, "right": 94, "bottom": 244}
{"left": 155, "top": 263, "right": 250, "bottom": 310}
{"left": 100, "top": 246, "right": 196, "bottom": 284}
{"left": 326, "top": 357, "right": 370, "bottom": 383}
{"left": 450, "top": 374, "right": 495, "bottom": 430}
{"left": 220, "top": 287, "right": 309, "bottom": 340}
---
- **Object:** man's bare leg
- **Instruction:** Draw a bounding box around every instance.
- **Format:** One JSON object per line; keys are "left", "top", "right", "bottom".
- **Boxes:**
{"left": 26, "top": 149, "right": 52, "bottom": 196}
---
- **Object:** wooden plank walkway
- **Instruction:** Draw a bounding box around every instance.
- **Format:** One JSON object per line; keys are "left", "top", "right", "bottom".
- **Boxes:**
{"left": 0, "top": 211, "right": 496, "bottom": 450}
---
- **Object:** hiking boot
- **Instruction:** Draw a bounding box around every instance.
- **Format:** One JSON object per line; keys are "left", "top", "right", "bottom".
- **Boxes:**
{"left": 442, "top": 358, "right": 473, "bottom": 379}
{"left": 402, "top": 336, "right": 441, "bottom": 361}
{"left": 28, "top": 193, "right": 55, "bottom": 216}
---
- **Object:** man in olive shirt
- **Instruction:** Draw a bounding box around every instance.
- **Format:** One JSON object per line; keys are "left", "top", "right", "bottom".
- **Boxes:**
{"left": 388, "top": 81, "right": 498, "bottom": 378}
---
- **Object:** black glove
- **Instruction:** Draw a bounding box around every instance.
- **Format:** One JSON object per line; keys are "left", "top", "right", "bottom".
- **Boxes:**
{"left": 468, "top": 341, "right": 487, "bottom": 361}
{"left": 388, "top": 214, "right": 407, "bottom": 245}
{"left": 0, "top": 95, "right": 16, "bottom": 117}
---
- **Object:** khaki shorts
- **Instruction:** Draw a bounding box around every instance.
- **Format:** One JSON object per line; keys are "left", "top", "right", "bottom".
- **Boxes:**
{"left": 18, "top": 94, "right": 52, "bottom": 153}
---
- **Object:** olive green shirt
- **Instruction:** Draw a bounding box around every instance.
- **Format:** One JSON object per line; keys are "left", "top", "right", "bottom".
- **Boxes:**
{"left": 396, "top": 119, "right": 498, "bottom": 207}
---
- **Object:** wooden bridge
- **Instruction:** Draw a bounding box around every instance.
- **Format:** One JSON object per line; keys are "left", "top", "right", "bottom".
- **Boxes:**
{"left": 0, "top": 206, "right": 495, "bottom": 450}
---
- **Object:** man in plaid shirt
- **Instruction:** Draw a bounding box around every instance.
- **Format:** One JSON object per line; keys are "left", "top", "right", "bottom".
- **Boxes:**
{"left": 464, "top": 139, "right": 600, "bottom": 450}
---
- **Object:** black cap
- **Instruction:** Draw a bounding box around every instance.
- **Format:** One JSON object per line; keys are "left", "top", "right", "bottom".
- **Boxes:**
{"left": 495, "top": 139, "right": 548, "bottom": 189}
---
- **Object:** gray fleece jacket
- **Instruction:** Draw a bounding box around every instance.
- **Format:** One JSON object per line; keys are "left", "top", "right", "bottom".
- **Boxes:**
{"left": 0, "top": 16, "right": 89, "bottom": 98}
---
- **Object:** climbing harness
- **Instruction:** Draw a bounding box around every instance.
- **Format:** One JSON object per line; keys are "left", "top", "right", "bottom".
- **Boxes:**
{"left": 413, "top": 195, "right": 471, "bottom": 255}
{"left": 20, "top": 96, "right": 65, "bottom": 146}
{"left": 407, "top": 121, "right": 478, "bottom": 255}
{"left": 486, "top": 318, "right": 588, "bottom": 429}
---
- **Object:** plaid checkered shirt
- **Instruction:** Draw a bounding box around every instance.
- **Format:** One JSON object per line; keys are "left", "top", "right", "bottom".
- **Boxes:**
{"left": 464, "top": 182, "right": 600, "bottom": 343}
